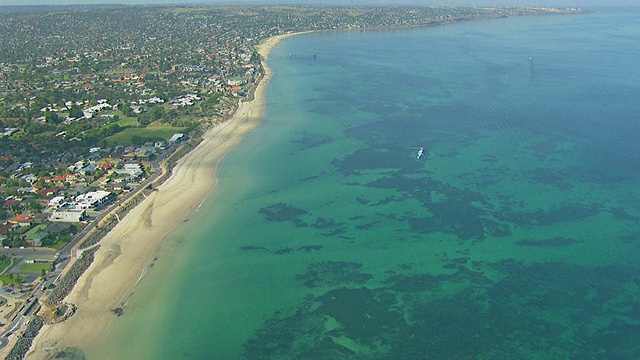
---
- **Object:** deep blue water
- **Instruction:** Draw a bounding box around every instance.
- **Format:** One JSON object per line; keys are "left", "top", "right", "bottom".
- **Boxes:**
{"left": 102, "top": 8, "right": 640, "bottom": 359}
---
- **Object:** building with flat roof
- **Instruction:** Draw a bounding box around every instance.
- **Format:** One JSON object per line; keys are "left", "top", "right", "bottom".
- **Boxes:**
{"left": 24, "top": 253, "right": 57, "bottom": 264}
{"left": 48, "top": 196, "right": 66, "bottom": 209}
{"left": 74, "top": 190, "right": 112, "bottom": 210}
{"left": 168, "top": 133, "right": 186, "bottom": 143}
{"left": 50, "top": 208, "right": 86, "bottom": 222}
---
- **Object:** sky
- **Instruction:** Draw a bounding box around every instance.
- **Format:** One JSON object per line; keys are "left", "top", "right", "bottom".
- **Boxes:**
{"left": 0, "top": 0, "right": 635, "bottom": 7}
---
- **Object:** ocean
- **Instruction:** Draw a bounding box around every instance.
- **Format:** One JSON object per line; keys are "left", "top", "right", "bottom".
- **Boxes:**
{"left": 95, "top": 8, "right": 640, "bottom": 359}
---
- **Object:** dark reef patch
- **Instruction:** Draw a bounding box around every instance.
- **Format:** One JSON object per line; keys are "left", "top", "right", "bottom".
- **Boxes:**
{"left": 317, "top": 287, "right": 404, "bottom": 341}
{"left": 608, "top": 207, "right": 639, "bottom": 222}
{"left": 240, "top": 245, "right": 270, "bottom": 252}
{"left": 456, "top": 166, "right": 507, "bottom": 187}
{"left": 298, "top": 245, "right": 324, "bottom": 252}
{"left": 514, "top": 237, "right": 583, "bottom": 247}
{"left": 48, "top": 348, "right": 87, "bottom": 360}
{"left": 312, "top": 217, "right": 342, "bottom": 229}
{"left": 356, "top": 196, "right": 370, "bottom": 205}
{"left": 296, "top": 261, "right": 373, "bottom": 288}
{"left": 496, "top": 202, "right": 601, "bottom": 227}
{"left": 525, "top": 167, "right": 574, "bottom": 191}
{"left": 259, "top": 202, "right": 309, "bottom": 227}
{"left": 243, "top": 260, "right": 640, "bottom": 359}
{"left": 291, "top": 132, "right": 334, "bottom": 151}
{"left": 240, "top": 244, "right": 323, "bottom": 255}
{"left": 366, "top": 173, "right": 501, "bottom": 241}
{"left": 332, "top": 147, "right": 420, "bottom": 176}
{"left": 619, "top": 232, "right": 639, "bottom": 244}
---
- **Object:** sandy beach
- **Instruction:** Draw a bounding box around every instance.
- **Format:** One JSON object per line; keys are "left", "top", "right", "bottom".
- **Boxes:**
{"left": 26, "top": 33, "right": 297, "bottom": 359}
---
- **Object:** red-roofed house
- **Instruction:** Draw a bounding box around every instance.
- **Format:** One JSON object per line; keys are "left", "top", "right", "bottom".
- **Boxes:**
{"left": 50, "top": 173, "right": 77, "bottom": 183}
{"left": 0, "top": 222, "right": 14, "bottom": 235}
{"left": 37, "top": 186, "right": 60, "bottom": 196}
{"left": 3, "top": 198, "right": 21, "bottom": 208}
{"left": 10, "top": 213, "right": 33, "bottom": 227}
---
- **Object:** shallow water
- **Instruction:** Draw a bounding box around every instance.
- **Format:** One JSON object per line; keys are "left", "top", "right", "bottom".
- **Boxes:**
{"left": 96, "top": 8, "right": 640, "bottom": 359}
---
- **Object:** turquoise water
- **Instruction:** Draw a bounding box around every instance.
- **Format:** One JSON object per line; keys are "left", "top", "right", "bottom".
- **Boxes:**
{"left": 102, "top": 9, "right": 640, "bottom": 359}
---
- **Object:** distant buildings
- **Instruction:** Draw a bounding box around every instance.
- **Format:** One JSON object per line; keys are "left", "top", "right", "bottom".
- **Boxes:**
{"left": 83, "top": 100, "right": 113, "bottom": 119}
{"left": 171, "top": 94, "right": 201, "bottom": 107}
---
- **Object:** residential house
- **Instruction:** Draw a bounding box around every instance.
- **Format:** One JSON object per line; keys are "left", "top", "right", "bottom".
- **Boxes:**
{"left": 48, "top": 196, "right": 67, "bottom": 209}
{"left": 74, "top": 190, "right": 112, "bottom": 210}
{"left": 113, "top": 164, "right": 143, "bottom": 182}
{"left": 3, "top": 198, "right": 21, "bottom": 208}
{"left": 50, "top": 173, "right": 77, "bottom": 183}
{"left": 24, "top": 224, "right": 47, "bottom": 247}
{"left": 37, "top": 186, "right": 60, "bottom": 197}
{"left": 0, "top": 222, "right": 14, "bottom": 236}
{"left": 50, "top": 208, "right": 86, "bottom": 222}
{"left": 10, "top": 213, "right": 33, "bottom": 227}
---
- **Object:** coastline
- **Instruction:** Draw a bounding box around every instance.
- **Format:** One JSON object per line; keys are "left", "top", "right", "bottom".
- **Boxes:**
{"left": 12, "top": 10, "right": 602, "bottom": 359}
{"left": 25, "top": 32, "right": 298, "bottom": 359}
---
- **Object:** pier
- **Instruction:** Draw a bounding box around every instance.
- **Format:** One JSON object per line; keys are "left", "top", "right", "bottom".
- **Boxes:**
{"left": 272, "top": 53, "right": 317, "bottom": 60}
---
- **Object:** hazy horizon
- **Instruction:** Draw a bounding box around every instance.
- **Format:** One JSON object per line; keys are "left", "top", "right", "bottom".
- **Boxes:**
{"left": 0, "top": 0, "right": 637, "bottom": 8}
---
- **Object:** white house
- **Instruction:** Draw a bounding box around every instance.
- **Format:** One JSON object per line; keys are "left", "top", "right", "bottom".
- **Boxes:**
{"left": 48, "top": 196, "right": 66, "bottom": 209}
{"left": 50, "top": 208, "right": 86, "bottom": 222}
{"left": 113, "top": 163, "right": 143, "bottom": 182}
{"left": 74, "top": 190, "right": 112, "bottom": 210}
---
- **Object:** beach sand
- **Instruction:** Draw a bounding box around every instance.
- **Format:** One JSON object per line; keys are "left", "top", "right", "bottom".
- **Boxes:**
{"left": 26, "top": 33, "right": 297, "bottom": 360}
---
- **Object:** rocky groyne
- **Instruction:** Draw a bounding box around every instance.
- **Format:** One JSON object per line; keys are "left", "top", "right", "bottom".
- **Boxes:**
{"left": 5, "top": 316, "right": 44, "bottom": 360}
{"left": 45, "top": 247, "right": 98, "bottom": 308}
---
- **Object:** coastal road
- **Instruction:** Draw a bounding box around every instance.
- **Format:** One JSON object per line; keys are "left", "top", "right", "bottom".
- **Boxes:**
{"left": 52, "top": 143, "right": 177, "bottom": 262}
{"left": 0, "top": 247, "right": 57, "bottom": 259}
{"left": 0, "top": 145, "right": 179, "bottom": 352}
{"left": 0, "top": 293, "right": 37, "bottom": 350}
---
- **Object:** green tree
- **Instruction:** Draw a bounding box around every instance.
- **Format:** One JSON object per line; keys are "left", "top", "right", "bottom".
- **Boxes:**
{"left": 131, "top": 135, "right": 144, "bottom": 145}
{"left": 138, "top": 113, "right": 152, "bottom": 126}
{"left": 68, "top": 103, "right": 83, "bottom": 118}
{"left": 97, "top": 123, "right": 122, "bottom": 138}
{"left": 44, "top": 110, "right": 61, "bottom": 124}
{"left": 120, "top": 101, "right": 134, "bottom": 117}
{"left": 29, "top": 201, "right": 42, "bottom": 212}
{"left": 149, "top": 106, "right": 165, "bottom": 121}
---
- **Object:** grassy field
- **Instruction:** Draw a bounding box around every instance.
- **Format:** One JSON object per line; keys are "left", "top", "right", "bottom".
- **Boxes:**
{"left": 0, "top": 273, "right": 25, "bottom": 287}
{"left": 19, "top": 262, "right": 53, "bottom": 273}
{"left": 49, "top": 235, "right": 72, "bottom": 250}
{"left": 114, "top": 113, "right": 140, "bottom": 128}
{"left": 104, "top": 126, "right": 188, "bottom": 146}
{"left": 0, "top": 256, "right": 14, "bottom": 273}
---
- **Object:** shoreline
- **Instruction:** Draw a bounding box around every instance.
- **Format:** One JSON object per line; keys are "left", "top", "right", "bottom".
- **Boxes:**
{"left": 15, "top": 10, "right": 592, "bottom": 358}
{"left": 25, "top": 32, "right": 299, "bottom": 359}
